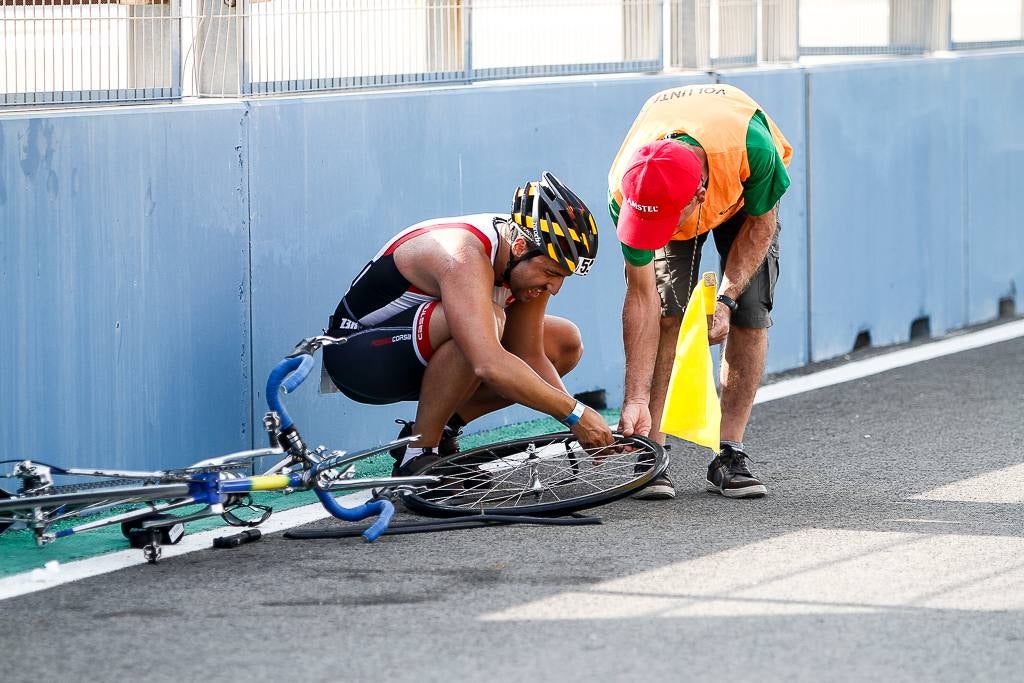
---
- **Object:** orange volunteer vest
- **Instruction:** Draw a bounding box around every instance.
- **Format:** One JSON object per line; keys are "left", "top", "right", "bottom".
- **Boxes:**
{"left": 609, "top": 84, "right": 792, "bottom": 241}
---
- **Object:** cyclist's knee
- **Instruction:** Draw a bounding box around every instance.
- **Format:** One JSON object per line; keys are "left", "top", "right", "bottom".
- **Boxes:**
{"left": 544, "top": 316, "right": 583, "bottom": 376}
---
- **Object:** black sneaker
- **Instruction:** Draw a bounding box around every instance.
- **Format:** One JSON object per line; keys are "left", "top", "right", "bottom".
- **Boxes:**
{"left": 706, "top": 445, "right": 767, "bottom": 498}
{"left": 632, "top": 448, "right": 676, "bottom": 500}
{"left": 632, "top": 472, "right": 676, "bottom": 500}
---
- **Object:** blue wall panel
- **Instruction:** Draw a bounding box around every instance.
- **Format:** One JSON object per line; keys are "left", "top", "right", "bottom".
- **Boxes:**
{"left": 717, "top": 67, "right": 809, "bottom": 373}
{"left": 960, "top": 53, "right": 1024, "bottom": 323}
{"left": 806, "top": 59, "right": 966, "bottom": 362}
{"left": 0, "top": 105, "right": 252, "bottom": 469}
{"left": 246, "top": 75, "right": 714, "bottom": 448}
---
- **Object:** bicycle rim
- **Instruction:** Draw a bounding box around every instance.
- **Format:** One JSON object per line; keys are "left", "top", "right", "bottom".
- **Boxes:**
{"left": 401, "top": 433, "right": 667, "bottom": 517}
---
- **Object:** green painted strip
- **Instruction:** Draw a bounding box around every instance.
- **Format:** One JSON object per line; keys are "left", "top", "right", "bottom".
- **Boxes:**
{"left": 0, "top": 411, "right": 619, "bottom": 577}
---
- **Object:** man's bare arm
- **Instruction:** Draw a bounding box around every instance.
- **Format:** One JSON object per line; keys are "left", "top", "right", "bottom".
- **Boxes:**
{"left": 622, "top": 260, "right": 660, "bottom": 406}
{"left": 708, "top": 206, "right": 777, "bottom": 343}
{"left": 620, "top": 260, "right": 660, "bottom": 437}
{"left": 719, "top": 205, "right": 777, "bottom": 300}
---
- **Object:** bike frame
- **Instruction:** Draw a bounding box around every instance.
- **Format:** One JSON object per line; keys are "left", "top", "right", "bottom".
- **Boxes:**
{"left": 0, "top": 336, "right": 437, "bottom": 552}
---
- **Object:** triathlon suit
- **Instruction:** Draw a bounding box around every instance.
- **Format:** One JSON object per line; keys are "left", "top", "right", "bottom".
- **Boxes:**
{"left": 322, "top": 214, "right": 516, "bottom": 405}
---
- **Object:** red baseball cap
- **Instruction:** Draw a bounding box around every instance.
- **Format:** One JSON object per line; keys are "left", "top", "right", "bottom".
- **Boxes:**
{"left": 616, "top": 139, "right": 702, "bottom": 250}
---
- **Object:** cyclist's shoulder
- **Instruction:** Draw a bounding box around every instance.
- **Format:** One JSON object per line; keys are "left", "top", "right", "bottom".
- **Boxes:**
{"left": 398, "top": 213, "right": 503, "bottom": 257}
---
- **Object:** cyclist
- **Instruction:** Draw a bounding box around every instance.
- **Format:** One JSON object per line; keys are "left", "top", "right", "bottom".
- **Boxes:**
{"left": 322, "top": 172, "right": 613, "bottom": 474}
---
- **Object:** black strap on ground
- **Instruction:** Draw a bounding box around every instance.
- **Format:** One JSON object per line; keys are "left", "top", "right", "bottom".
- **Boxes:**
{"left": 283, "top": 512, "right": 601, "bottom": 539}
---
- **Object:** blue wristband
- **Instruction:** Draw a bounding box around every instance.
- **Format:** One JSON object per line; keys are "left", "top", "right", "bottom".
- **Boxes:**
{"left": 560, "top": 400, "right": 586, "bottom": 427}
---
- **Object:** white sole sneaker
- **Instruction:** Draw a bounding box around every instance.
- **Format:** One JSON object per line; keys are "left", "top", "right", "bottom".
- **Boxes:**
{"left": 706, "top": 480, "right": 768, "bottom": 498}
{"left": 632, "top": 483, "right": 677, "bottom": 500}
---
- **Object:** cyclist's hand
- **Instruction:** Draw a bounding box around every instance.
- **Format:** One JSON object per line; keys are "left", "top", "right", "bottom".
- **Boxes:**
{"left": 618, "top": 401, "right": 652, "bottom": 438}
{"left": 570, "top": 406, "right": 615, "bottom": 450}
{"left": 708, "top": 302, "right": 731, "bottom": 345}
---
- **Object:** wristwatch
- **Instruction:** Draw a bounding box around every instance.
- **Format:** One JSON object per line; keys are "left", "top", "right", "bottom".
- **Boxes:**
{"left": 716, "top": 294, "right": 739, "bottom": 313}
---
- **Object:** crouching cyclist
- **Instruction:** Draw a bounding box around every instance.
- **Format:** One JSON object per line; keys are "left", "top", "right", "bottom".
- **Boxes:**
{"left": 322, "top": 172, "right": 613, "bottom": 475}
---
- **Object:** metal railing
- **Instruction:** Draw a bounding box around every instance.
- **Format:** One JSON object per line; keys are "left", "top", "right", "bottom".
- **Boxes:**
{"left": 2, "top": 0, "right": 1023, "bottom": 108}
{"left": 2, "top": 0, "right": 181, "bottom": 106}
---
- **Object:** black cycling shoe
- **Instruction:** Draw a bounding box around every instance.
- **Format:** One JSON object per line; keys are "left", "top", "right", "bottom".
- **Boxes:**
{"left": 706, "top": 444, "right": 767, "bottom": 498}
{"left": 396, "top": 450, "right": 443, "bottom": 476}
{"left": 390, "top": 419, "right": 462, "bottom": 474}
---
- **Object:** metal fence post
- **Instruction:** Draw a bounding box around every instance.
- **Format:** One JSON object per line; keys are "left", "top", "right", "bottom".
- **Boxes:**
{"left": 463, "top": 0, "right": 473, "bottom": 83}
{"left": 171, "top": 0, "right": 182, "bottom": 97}
{"left": 715, "top": 0, "right": 758, "bottom": 66}
{"left": 239, "top": 0, "right": 251, "bottom": 94}
{"left": 889, "top": 0, "right": 929, "bottom": 54}
{"left": 671, "top": 0, "right": 711, "bottom": 70}
{"left": 763, "top": 0, "right": 799, "bottom": 63}
{"left": 624, "top": 0, "right": 663, "bottom": 68}
{"left": 927, "top": 0, "right": 950, "bottom": 52}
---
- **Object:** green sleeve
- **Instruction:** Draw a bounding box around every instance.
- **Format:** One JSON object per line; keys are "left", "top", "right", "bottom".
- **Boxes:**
{"left": 609, "top": 191, "right": 655, "bottom": 267}
{"left": 621, "top": 242, "right": 655, "bottom": 267}
{"left": 608, "top": 189, "right": 621, "bottom": 226}
{"left": 742, "top": 111, "right": 791, "bottom": 216}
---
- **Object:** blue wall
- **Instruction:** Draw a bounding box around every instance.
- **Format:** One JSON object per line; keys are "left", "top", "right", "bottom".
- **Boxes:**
{"left": 1, "top": 104, "right": 252, "bottom": 469}
{"left": 2, "top": 51, "right": 1021, "bottom": 469}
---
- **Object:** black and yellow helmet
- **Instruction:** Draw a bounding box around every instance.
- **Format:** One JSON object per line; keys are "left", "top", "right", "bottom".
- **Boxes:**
{"left": 511, "top": 172, "right": 600, "bottom": 276}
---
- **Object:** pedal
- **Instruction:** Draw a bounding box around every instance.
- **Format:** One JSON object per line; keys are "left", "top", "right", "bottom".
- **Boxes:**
{"left": 122, "top": 514, "right": 185, "bottom": 548}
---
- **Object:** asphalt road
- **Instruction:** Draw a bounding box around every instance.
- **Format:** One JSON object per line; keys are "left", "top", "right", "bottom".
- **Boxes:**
{"left": 3, "top": 335, "right": 1022, "bottom": 683}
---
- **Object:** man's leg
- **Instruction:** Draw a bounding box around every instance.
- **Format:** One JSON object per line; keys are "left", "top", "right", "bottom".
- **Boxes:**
{"left": 719, "top": 326, "right": 767, "bottom": 443}
{"left": 704, "top": 211, "right": 778, "bottom": 498}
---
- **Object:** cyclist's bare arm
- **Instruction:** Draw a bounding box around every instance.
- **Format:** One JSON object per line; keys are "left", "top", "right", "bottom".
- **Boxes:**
{"left": 502, "top": 294, "right": 613, "bottom": 448}
{"left": 502, "top": 292, "right": 566, "bottom": 391}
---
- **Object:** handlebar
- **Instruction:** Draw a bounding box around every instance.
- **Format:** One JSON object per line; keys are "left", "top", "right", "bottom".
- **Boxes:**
{"left": 265, "top": 354, "right": 314, "bottom": 431}
{"left": 265, "top": 337, "right": 394, "bottom": 541}
{"left": 314, "top": 489, "right": 395, "bottom": 542}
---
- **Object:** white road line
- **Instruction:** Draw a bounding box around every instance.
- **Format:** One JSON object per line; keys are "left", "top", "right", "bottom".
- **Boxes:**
{"left": 754, "top": 318, "right": 1024, "bottom": 404}
{"left": 912, "top": 463, "right": 1024, "bottom": 504}
{"left": 481, "top": 529, "right": 1024, "bottom": 621}
{"left": 3, "top": 318, "right": 1023, "bottom": 602}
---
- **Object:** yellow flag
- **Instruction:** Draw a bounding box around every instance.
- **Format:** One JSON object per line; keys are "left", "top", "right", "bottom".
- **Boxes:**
{"left": 660, "top": 272, "right": 721, "bottom": 450}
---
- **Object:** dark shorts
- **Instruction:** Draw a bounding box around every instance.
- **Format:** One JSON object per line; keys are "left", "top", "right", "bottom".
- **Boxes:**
{"left": 653, "top": 209, "right": 780, "bottom": 328}
{"left": 321, "top": 301, "right": 438, "bottom": 405}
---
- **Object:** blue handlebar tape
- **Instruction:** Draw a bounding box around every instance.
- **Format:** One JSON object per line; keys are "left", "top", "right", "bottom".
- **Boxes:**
{"left": 283, "top": 354, "right": 314, "bottom": 394}
{"left": 314, "top": 488, "right": 394, "bottom": 542}
{"left": 265, "top": 355, "right": 313, "bottom": 430}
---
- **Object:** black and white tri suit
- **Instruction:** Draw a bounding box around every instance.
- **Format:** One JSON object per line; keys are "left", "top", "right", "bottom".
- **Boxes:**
{"left": 323, "top": 214, "right": 516, "bottom": 404}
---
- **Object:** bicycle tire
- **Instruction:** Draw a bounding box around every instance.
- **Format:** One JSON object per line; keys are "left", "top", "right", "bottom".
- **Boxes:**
{"left": 400, "top": 432, "right": 667, "bottom": 517}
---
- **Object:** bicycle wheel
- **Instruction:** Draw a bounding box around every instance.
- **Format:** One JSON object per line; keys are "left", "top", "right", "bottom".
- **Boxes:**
{"left": 400, "top": 432, "right": 667, "bottom": 517}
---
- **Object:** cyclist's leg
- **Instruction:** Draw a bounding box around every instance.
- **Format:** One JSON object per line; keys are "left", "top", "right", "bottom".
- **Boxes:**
{"left": 409, "top": 301, "right": 507, "bottom": 448}
{"left": 449, "top": 314, "right": 583, "bottom": 423}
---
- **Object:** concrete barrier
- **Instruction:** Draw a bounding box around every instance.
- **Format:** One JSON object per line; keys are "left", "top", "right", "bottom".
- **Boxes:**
{"left": 3, "top": 51, "right": 1021, "bottom": 468}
